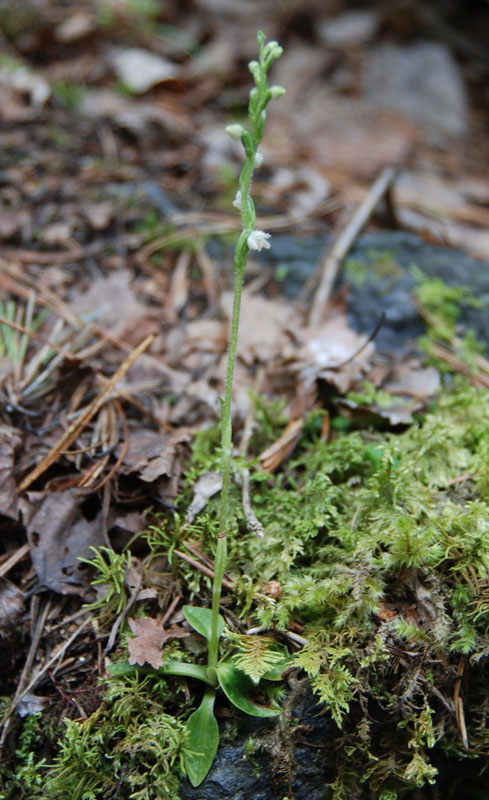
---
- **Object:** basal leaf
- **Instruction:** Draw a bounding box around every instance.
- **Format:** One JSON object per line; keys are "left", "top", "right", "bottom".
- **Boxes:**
{"left": 216, "top": 661, "right": 281, "bottom": 717}
{"left": 183, "top": 605, "right": 225, "bottom": 643}
{"left": 160, "top": 658, "right": 217, "bottom": 686}
{"left": 183, "top": 688, "right": 219, "bottom": 787}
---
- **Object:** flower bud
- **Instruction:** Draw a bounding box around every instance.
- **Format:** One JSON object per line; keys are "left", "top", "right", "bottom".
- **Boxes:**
{"left": 225, "top": 124, "right": 245, "bottom": 140}
{"left": 269, "top": 85, "right": 286, "bottom": 100}
{"left": 248, "top": 60, "right": 260, "bottom": 81}
{"left": 254, "top": 152, "right": 263, "bottom": 168}
{"left": 265, "top": 41, "right": 283, "bottom": 60}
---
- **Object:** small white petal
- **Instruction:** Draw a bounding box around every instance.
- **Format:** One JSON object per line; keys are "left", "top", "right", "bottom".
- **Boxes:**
{"left": 247, "top": 230, "right": 271, "bottom": 252}
{"left": 254, "top": 152, "right": 263, "bottom": 168}
{"left": 232, "top": 190, "right": 242, "bottom": 210}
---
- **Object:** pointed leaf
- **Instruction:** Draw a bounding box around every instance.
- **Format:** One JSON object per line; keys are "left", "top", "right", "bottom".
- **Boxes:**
{"left": 183, "top": 688, "right": 219, "bottom": 787}
{"left": 216, "top": 661, "right": 281, "bottom": 717}
{"left": 183, "top": 606, "right": 225, "bottom": 643}
{"left": 160, "top": 659, "right": 217, "bottom": 686}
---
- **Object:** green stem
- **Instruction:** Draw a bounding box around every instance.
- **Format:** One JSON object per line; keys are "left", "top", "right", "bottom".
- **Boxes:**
{"left": 208, "top": 31, "right": 282, "bottom": 671}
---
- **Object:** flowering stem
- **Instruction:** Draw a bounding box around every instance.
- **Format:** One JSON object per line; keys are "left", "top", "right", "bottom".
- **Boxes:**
{"left": 208, "top": 31, "right": 284, "bottom": 669}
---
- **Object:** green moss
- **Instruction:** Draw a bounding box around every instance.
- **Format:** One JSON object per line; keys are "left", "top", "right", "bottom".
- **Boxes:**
{"left": 44, "top": 675, "right": 186, "bottom": 800}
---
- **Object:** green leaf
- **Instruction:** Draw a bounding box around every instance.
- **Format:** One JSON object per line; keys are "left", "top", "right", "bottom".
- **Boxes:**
{"left": 183, "top": 606, "right": 225, "bottom": 643}
{"left": 216, "top": 661, "right": 281, "bottom": 717}
{"left": 160, "top": 659, "right": 217, "bottom": 686}
{"left": 183, "top": 688, "right": 219, "bottom": 787}
{"left": 106, "top": 659, "right": 217, "bottom": 686}
{"left": 106, "top": 660, "right": 139, "bottom": 677}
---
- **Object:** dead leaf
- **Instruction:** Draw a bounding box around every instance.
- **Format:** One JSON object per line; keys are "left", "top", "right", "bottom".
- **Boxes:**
{"left": 82, "top": 201, "right": 114, "bottom": 231}
{"left": 0, "top": 62, "right": 50, "bottom": 110}
{"left": 71, "top": 270, "right": 147, "bottom": 337}
{"left": 79, "top": 89, "right": 192, "bottom": 137}
{"left": 26, "top": 490, "right": 105, "bottom": 596}
{"left": 186, "top": 471, "right": 222, "bottom": 523}
{"left": 384, "top": 365, "right": 440, "bottom": 400}
{"left": 221, "top": 291, "right": 301, "bottom": 366}
{"left": 117, "top": 428, "right": 193, "bottom": 483}
{"left": 292, "top": 313, "right": 375, "bottom": 394}
{"left": 258, "top": 418, "right": 304, "bottom": 473}
{"left": 127, "top": 616, "right": 187, "bottom": 669}
{"left": 0, "top": 426, "right": 21, "bottom": 519}
{"left": 0, "top": 577, "right": 24, "bottom": 637}
{"left": 55, "top": 11, "right": 95, "bottom": 43}
{"left": 108, "top": 47, "right": 178, "bottom": 94}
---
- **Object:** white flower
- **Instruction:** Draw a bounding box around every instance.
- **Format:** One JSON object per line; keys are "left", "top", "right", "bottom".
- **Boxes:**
{"left": 247, "top": 230, "right": 271, "bottom": 252}
{"left": 254, "top": 152, "right": 263, "bottom": 168}
{"left": 233, "top": 190, "right": 242, "bottom": 210}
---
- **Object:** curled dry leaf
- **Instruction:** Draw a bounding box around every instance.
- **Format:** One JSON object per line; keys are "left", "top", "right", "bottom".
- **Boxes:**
{"left": 291, "top": 313, "right": 375, "bottom": 394}
{"left": 127, "top": 616, "right": 188, "bottom": 670}
{"left": 186, "top": 471, "right": 222, "bottom": 523}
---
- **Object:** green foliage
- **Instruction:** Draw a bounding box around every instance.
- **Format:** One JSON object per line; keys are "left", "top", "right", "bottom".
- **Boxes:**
{"left": 412, "top": 267, "right": 482, "bottom": 340}
{"left": 81, "top": 546, "right": 130, "bottom": 619}
{"left": 412, "top": 268, "right": 486, "bottom": 374}
{"left": 51, "top": 81, "right": 86, "bottom": 111}
{"left": 229, "top": 633, "right": 288, "bottom": 684}
{"left": 0, "top": 713, "right": 47, "bottom": 798}
{"left": 184, "top": 689, "right": 218, "bottom": 787}
{"left": 45, "top": 675, "right": 186, "bottom": 800}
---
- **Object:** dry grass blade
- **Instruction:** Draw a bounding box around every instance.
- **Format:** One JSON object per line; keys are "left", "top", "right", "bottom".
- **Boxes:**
{"left": 258, "top": 418, "right": 304, "bottom": 473}
{"left": 17, "top": 334, "right": 155, "bottom": 493}
{"left": 0, "top": 544, "right": 30, "bottom": 578}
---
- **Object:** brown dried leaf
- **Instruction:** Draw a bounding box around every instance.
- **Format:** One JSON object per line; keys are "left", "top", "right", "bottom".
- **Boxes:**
{"left": 258, "top": 418, "right": 304, "bottom": 473}
{"left": 0, "top": 577, "right": 24, "bottom": 637}
{"left": 117, "top": 428, "right": 193, "bottom": 483}
{"left": 221, "top": 291, "right": 301, "bottom": 366}
{"left": 0, "top": 425, "right": 21, "bottom": 519}
{"left": 293, "top": 313, "right": 375, "bottom": 394}
{"left": 127, "top": 616, "right": 187, "bottom": 669}
{"left": 26, "top": 490, "right": 105, "bottom": 596}
{"left": 71, "top": 270, "right": 147, "bottom": 338}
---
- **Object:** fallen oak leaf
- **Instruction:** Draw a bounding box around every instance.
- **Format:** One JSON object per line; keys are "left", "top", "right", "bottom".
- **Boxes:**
{"left": 127, "top": 617, "right": 188, "bottom": 669}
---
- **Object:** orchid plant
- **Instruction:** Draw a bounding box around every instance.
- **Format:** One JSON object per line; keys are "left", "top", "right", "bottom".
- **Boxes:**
{"left": 110, "top": 31, "right": 286, "bottom": 786}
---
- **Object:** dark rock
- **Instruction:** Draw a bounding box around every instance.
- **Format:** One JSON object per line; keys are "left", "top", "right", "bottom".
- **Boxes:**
{"left": 258, "top": 230, "right": 489, "bottom": 356}
{"left": 342, "top": 231, "right": 489, "bottom": 355}
{"left": 179, "top": 679, "right": 335, "bottom": 800}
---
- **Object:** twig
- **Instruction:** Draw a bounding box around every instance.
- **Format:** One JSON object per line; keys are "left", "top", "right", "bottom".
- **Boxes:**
{"left": 173, "top": 549, "right": 235, "bottom": 590}
{"left": 103, "top": 566, "right": 144, "bottom": 656}
{"left": 0, "top": 543, "right": 30, "bottom": 578}
{"left": 239, "top": 467, "right": 264, "bottom": 537}
{"left": 308, "top": 167, "right": 397, "bottom": 327}
{"left": 454, "top": 658, "right": 468, "bottom": 749}
{"left": 0, "top": 596, "right": 51, "bottom": 749}
{"left": 160, "top": 594, "right": 182, "bottom": 627}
